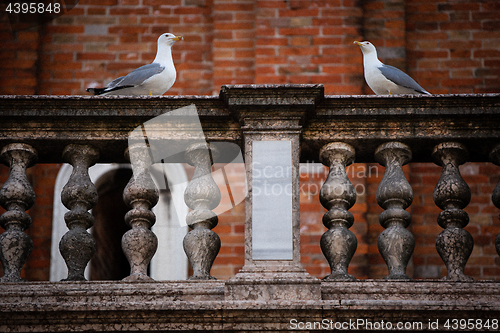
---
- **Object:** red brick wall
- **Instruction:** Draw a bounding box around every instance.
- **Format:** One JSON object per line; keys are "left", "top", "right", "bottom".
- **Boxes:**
{"left": 210, "top": 163, "right": 246, "bottom": 278}
{"left": 2, "top": 0, "right": 500, "bottom": 95}
{"left": 24, "top": 164, "right": 62, "bottom": 281}
{"left": 362, "top": 0, "right": 406, "bottom": 94}
{"left": 254, "top": 0, "right": 363, "bottom": 94}
{"left": 213, "top": 1, "right": 255, "bottom": 92}
{"left": 1, "top": 0, "right": 500, "bottom": 281}
{"left": 0, "top": 23, "right": 42, "bottom": 95}
{"left": 406, "top": 1, "right": 500, "bottom": 94}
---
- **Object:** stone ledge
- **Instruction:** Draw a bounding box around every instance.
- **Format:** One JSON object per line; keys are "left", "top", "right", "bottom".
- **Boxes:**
{"left": 225, "top": 269, "right": 321, "bottom": 301}
{"left": 2, "top": 91, "right": 499, "bottom": 164}
{"left": 322, "top": 280, "right": 500, "bottom": 303}
{"left": 1, "top": 280, "right": 500, "bottom": 332}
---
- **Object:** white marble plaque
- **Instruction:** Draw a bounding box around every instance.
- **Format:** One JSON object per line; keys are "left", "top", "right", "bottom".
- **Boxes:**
{"left": 252, "top": 140, "right": 293, "bottom": 260}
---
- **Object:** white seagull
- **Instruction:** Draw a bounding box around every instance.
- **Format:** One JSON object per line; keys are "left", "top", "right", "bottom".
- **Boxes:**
{"left": 87, "top": 33, "right": 183, "bottom": 96}
{"left": 354, "top": 41, "right": 430, "bottom": 95}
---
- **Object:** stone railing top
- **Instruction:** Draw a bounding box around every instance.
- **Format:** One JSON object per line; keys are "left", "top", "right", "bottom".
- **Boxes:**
{"left": 1, "top": 85, "right": 499, "bottom": 163}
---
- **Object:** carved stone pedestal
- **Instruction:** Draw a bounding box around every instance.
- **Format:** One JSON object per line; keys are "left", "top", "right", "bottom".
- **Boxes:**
{"left": 222, "top": 85, "right": 323, "bottom": 301}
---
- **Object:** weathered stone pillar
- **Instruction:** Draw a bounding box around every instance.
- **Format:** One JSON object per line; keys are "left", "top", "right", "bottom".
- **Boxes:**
{"left": 122, "top": 143, "right": 159, "bottom": 281}
{"left": 183, "top": 143, "right": 221, "bottom": 280}
{"left": 490, "top": 144, "right": 500, "bottom": 256}
{"left": 60, "top": 144, "right": 99, "bottom": 281}
{"left": 222, "top": 85, "right": 322, "bottom": 301}
{"left": 0, "top": 143, "right": 37, "bottom": 282}
{"left": 319, "top": 142, "right": 357, "bottom": 281}
{"left": 432, "top": 142, "right": 473, "bottom": 281}
{"left": 375, "top": 142, "right": 414, "bottom": 280}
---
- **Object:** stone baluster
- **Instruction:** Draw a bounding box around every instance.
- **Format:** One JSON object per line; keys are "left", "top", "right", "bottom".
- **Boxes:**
{"left": 0, "top": 144, "right": 37, "bottom": 282}
{"left": 432, "top": 142, "right": 473, "bottom": 281}
{"left": 375, "top": 142, "right": 414, "bottom": 280}
{"left": 122, "top": 143, "right": 159, "bottom": 281}
{"left": 490, "top": 145, "right": 500, "bottom": 256}
{"left": 319, "top": 142, "right": 357, "bottom": 281}
{"left": 183, "top": 142, "right": 221, "bottom": 280}
{"left": 60, "top": 144, "right": 99, "bottom": 281}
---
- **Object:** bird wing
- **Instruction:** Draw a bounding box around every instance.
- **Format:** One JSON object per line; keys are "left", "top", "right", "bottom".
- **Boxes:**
{"left": 106, "top": 63, "right": 165, "bottom": 90}
{"left": 378, "top": 64, "right": 430, "bottom": 94}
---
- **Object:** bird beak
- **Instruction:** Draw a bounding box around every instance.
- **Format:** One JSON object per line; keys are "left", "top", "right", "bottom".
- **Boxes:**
{"left": 353, "top": 41, "right": 362, "bottom": 46}
{"left": 173, "top": 36, "right": 183, "bottom": 41}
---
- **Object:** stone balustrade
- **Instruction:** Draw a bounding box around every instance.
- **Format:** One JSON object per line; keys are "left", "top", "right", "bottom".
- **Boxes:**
{"left": 319, "top": 142, "right": 357, "bottom": 281}
{"left": 374, "top": 142, "right": 414, "bottom": 281}
{"left": 1, "top": 86, "right": 500, "bottom": 331}
{"left": 0, "top": 143, "right": 37, "bottom": 282}
{"left": 59, "top": 144, "right": 99, "bottom": 281}
{"left": 122, "top": 143, "right": 159, "bottom": 281}
{"left": 183, "top": 142, "right": 221, "bottom": 280}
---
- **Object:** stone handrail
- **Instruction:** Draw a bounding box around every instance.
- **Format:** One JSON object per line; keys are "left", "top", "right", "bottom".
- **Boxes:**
{"left": 2, "top": 87, "right": 498, "bottom": 164}
{"left": 1, "top": 86, "right": 500, "bottom": 331}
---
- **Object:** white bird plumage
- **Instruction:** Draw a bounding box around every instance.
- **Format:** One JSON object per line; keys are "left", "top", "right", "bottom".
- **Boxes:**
{"left": 87, "top": 33, "right": 183, "bottom": 96}
{"left": 354, "top": 41, "right": 430, "bottom": 95}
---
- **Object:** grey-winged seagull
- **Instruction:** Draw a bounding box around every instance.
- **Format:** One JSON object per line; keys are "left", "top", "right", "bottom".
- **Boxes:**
{"left": 354, "top": 41, "right": 430, "bottom": 95}
{"left": 87, "top": 33, "right": 183, "bottom": 96}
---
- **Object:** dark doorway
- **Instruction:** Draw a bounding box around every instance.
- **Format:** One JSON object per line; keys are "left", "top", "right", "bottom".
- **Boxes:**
{"left": 90, "top": 167, "right": 132, "bottom": 281}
